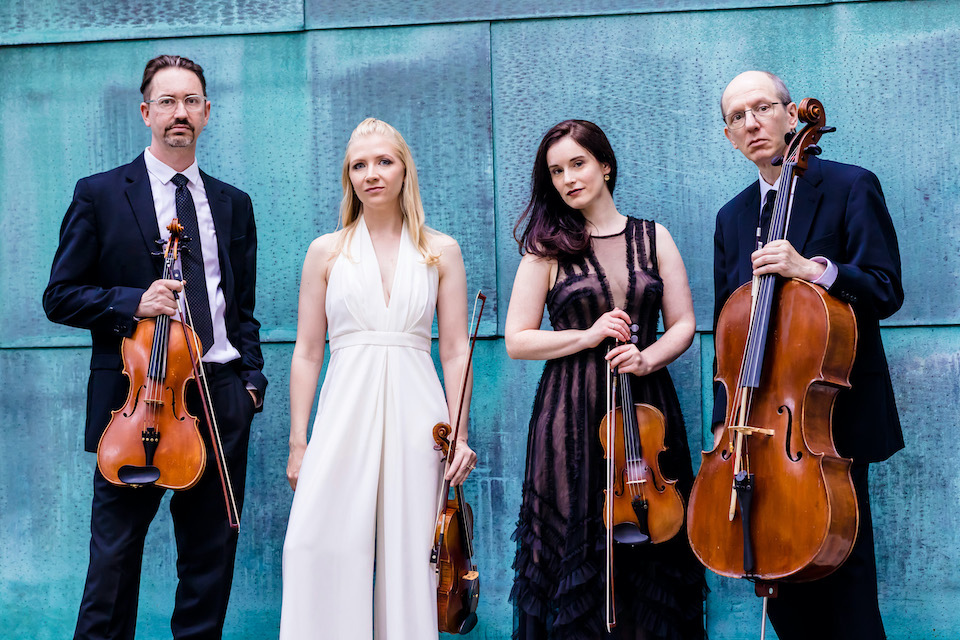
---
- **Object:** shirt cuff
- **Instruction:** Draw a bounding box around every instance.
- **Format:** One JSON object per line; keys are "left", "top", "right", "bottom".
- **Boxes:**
{"left": 810, "top": 256, "right": 838, "bottom": 289}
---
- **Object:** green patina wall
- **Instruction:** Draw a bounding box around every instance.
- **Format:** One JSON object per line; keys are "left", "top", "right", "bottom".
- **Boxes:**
{"left": 1, "top": 1, "right": 957, "bottom": 638}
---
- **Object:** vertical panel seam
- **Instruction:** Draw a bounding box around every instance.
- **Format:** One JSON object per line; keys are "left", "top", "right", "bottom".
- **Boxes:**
{"left": 488, "top": 19, "right": 503, "bottom": 337}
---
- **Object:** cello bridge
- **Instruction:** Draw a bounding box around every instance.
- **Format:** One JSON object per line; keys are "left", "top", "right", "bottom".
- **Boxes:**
{"left": 728, "top": 425, "right": 775, "bottom": 437}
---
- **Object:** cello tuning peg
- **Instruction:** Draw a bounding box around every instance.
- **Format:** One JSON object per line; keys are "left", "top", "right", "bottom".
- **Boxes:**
{"left": 819, "top": 126, "right": 836, "bottom": 134}
{"left": 154, "top": 239, "right": 167, "bottom": 247}
{"left": 805, "top": 145, "right": 822, "bottom": 156}
{"left": 784, "top": 131, "right": 795, "bottom": 144}
{"left": 771, "top": 156, "right": 783, "bottom": 167}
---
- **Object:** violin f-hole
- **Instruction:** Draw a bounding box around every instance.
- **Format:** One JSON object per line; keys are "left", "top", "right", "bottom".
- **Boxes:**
{"left": 122, "top": 385, "right": 145, "bottom": 418}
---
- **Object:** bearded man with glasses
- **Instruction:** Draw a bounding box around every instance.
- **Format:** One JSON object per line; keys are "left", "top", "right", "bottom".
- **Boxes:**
{"left": 43, "top": 54, "right": 267, "bottom": 640}
{"left": 710, "top": 70, "right": 903, "bottom": 640}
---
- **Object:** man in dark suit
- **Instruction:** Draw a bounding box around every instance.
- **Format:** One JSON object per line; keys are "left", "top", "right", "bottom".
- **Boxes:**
{"left": 43, "top": 55, "right": 267, "bottom": 640}
{"left": 712, "top": 71, "right": 903, "bottom": 639}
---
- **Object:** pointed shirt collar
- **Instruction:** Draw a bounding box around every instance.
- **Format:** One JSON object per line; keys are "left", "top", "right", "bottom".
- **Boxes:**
{"left": 144, "top": 147, "right": 201, "bottom": 187}
{"left": 758, "top": 170, "right": 781, "bottom": 211}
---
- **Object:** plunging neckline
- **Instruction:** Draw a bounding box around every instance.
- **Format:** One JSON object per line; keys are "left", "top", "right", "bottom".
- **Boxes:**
{"left": 360, "top": 216, "right": 405, "bottom": 310}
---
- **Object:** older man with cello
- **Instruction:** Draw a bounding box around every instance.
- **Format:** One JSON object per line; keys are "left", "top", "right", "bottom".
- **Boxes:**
{"left": 703, "top": 70, "right": 903, "bottom": 639}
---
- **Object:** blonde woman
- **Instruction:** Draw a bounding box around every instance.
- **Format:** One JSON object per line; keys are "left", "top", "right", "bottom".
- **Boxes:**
{"left": 280, "top": 118, "right": 476, "bottom": 639}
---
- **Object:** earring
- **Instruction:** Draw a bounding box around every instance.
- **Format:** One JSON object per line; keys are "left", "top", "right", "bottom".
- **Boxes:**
{"left": 604, "top": 174, "right": 610, "bottom": 182}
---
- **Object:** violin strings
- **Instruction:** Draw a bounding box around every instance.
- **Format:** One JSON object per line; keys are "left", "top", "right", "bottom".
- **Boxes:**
{"left": 620, "top": 370, "right": 641, "bottom": 501}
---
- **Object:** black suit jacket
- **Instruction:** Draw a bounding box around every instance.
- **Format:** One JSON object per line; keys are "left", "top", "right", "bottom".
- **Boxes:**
{"left": 44, "top": 153, "right": 267, "bottom": 452}
{"left": 713, "top": 156, "right": 903, "bottom": 463}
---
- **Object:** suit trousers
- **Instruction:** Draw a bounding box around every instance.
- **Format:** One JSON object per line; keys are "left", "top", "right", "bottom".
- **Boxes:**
{"left": 74, "top": 364, "right": 255, "bottom": 640}
{"left": 767, "top": 464, "right": 885, "bottom": 640}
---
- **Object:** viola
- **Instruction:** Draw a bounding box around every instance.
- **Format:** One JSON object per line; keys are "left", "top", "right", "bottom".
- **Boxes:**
{"left": 97, "top": 219, "right": 241, "bottom": 529}
{"left": 687, "top": 98, "right": 857, "bottom": 630}
{"left": 599, "top": 324, "right": 684, "bottom": 630}
{"left": 429, "top": 291, "right": 485, "bottom": 635}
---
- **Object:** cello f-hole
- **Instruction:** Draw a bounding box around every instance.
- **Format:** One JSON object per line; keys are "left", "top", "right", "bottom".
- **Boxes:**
{"left": 780, "top": 405, "right": 802, "bottom": 462}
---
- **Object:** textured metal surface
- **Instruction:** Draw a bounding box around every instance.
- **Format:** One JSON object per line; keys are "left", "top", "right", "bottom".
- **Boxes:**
{"left": 2, "top": 0, "right": 959, "bottom": 638}
{"left": 0, "top": 0, "right": 303, "bottom": 46}
{"left": 304, "top": 22, "right": 498, "bottom": 337}
{"left": 492, "top": 1, "right": 960, "bottom": 333}
{"left": 305, "top": 0, "right": 859, "bottom": 31}
{"left": 0, "top": 33, "right": 313, "bottom": 349}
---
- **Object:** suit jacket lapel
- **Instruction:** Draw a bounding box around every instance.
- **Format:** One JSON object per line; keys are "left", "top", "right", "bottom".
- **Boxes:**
{"left": 123, "top": 154, "right": 162, "bottom": 277}
{"left": 202, "top": 170, "right": 234, "bottom": 292}
{"left": 786, "top": 155, "right": 824, "bottom": 253}
{"left": 737, "top": 184, "right": 760, "bottom": 285}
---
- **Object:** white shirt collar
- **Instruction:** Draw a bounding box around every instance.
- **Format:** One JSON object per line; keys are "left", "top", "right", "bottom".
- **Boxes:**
{"left": 758, "top": 170, "right": 782, "bottom": 204}
{"left": 144, "top": 147, "right": 201, "bottom": 186}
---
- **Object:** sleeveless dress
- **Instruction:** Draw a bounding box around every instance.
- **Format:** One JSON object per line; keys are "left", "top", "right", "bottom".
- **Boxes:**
{"left": 280, "top": 217, "right": 447, "bottom": 639}
{"left": 511, "top": 218, "right": 705, "bottom": 640}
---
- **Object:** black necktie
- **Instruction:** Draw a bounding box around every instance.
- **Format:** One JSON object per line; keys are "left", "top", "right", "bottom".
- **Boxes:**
{"left": 171, "top": 173, "right": 214, "bottom": 355}
{"left": 760, "top": 188, "right": 777, "bottom": 245}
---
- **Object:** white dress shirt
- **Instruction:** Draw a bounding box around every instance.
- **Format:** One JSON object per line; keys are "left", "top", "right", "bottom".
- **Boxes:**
{"left": 144, "top": 147, "right": 241, "bottom": 365}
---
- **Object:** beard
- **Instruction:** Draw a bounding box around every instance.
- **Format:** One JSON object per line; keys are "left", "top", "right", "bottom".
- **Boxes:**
{"left": 164, "top": 121, "right": 195, "bottom": 147}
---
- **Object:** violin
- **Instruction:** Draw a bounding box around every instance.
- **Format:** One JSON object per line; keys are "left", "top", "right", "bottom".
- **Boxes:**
{"left": 97, "top": 219, "right": 241, "bottom": 529}
{"left": 429, "top": 291, "right": 485, "bottom": 635}
{"left": 687, "top": 99, "right": 857, "bottom": 630}
{"left": 599, "top": 324, "right": 684, "bottom": 630}
{"left": 97, "top": 219, "right": 206, "bottom": 489}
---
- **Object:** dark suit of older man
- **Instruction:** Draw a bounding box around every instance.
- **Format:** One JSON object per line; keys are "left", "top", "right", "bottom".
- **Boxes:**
{"left": 713, "top": 70, "right": 902, "bottom": 640}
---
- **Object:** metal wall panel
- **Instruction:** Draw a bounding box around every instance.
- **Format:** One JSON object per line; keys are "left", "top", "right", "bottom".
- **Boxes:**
{"left": 0, "top": 34, "right": 312, "bottom": 349}
{"left": 492, "top": 1, "right": 960, "bottom": 333}
{"left": 3, "top": 0, "right": 959, "bottom": 638}
{"left": 305, "top": 0, "right": 860, "bottom": 31}
{"left": 305, "top": 22, "right": 498, "bottom": 335}
{"left": 0, "top": 0, "right": 303, "bottom": 46}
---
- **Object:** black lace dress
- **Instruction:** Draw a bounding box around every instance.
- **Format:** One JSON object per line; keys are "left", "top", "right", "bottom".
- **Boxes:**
{"left": 511, "top": 218, "right": 705, "bottom": 640}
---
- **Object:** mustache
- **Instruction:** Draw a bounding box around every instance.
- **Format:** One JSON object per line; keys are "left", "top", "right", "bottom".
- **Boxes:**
{"left": 165, "top": 119, "right": 194, "bottom": 133}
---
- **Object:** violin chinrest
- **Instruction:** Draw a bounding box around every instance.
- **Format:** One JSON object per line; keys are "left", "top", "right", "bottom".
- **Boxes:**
{"left": 118, "top": 464, "right": 161, "bottom": 485}
{"left": 613, "top": 522, "right": 650, "bottom": 546}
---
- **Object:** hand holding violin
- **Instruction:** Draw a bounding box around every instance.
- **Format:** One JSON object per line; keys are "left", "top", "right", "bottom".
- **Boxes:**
{"left": 584, "top": 308, "right": 632, "bottom": 348}
{"left": 136, "top": 278, "right": 183, "bottom": 317}
{"left": 444, "top": 438, "right": 477, "bottom": 487}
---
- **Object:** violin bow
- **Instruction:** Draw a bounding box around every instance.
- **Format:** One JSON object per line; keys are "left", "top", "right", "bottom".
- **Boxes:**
{"left": 172, "top": 227, "right": 241, "bottom": 531}
{"left": 604, "top": 345, "right": 617, "bottom": 631}
{"left": 434, "top": 291, "right": 485, "bottom": 541}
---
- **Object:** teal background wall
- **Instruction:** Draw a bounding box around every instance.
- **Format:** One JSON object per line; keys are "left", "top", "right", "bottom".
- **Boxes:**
{"left": 1, "top": 1, "right": 957, "bottom": 638}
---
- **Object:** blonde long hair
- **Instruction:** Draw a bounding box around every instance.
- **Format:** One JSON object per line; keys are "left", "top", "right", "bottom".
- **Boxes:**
{"left": 335, "top": 118, "right": 440, "bottom": 265}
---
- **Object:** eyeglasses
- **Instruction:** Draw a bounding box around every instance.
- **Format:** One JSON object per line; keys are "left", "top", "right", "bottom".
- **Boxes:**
{"left": 144, "top": 95, "right": 207, "bottom": 113}
{"left": 723, "top": 102, "right": 780, "bottom": 129}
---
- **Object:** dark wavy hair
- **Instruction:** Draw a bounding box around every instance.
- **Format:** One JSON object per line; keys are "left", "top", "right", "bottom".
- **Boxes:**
{"left": 513, "top": 119, "right": 618, "bottom": 258}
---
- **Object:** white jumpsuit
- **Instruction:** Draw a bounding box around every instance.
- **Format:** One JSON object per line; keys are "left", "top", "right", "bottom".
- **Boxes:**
{"left": 280, "top": 217, "right": 446, "bottom": 639}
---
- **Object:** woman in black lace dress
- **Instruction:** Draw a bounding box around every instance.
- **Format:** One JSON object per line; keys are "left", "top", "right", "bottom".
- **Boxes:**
{"left": 505, "top": 120, "right": 705, "bottom": 640}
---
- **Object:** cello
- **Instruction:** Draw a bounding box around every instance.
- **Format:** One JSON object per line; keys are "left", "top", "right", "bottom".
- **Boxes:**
{"left": 429, "top": 291, "right": 485, "bottom": 634}
{"left": 599, "top": 323, "right": 685, "bottom": 631}
{"left": 97, "top": 219, "right": 241, "bottom": 529}
{"left": 687, "top": 98, "right": 857, "bottom": 634}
